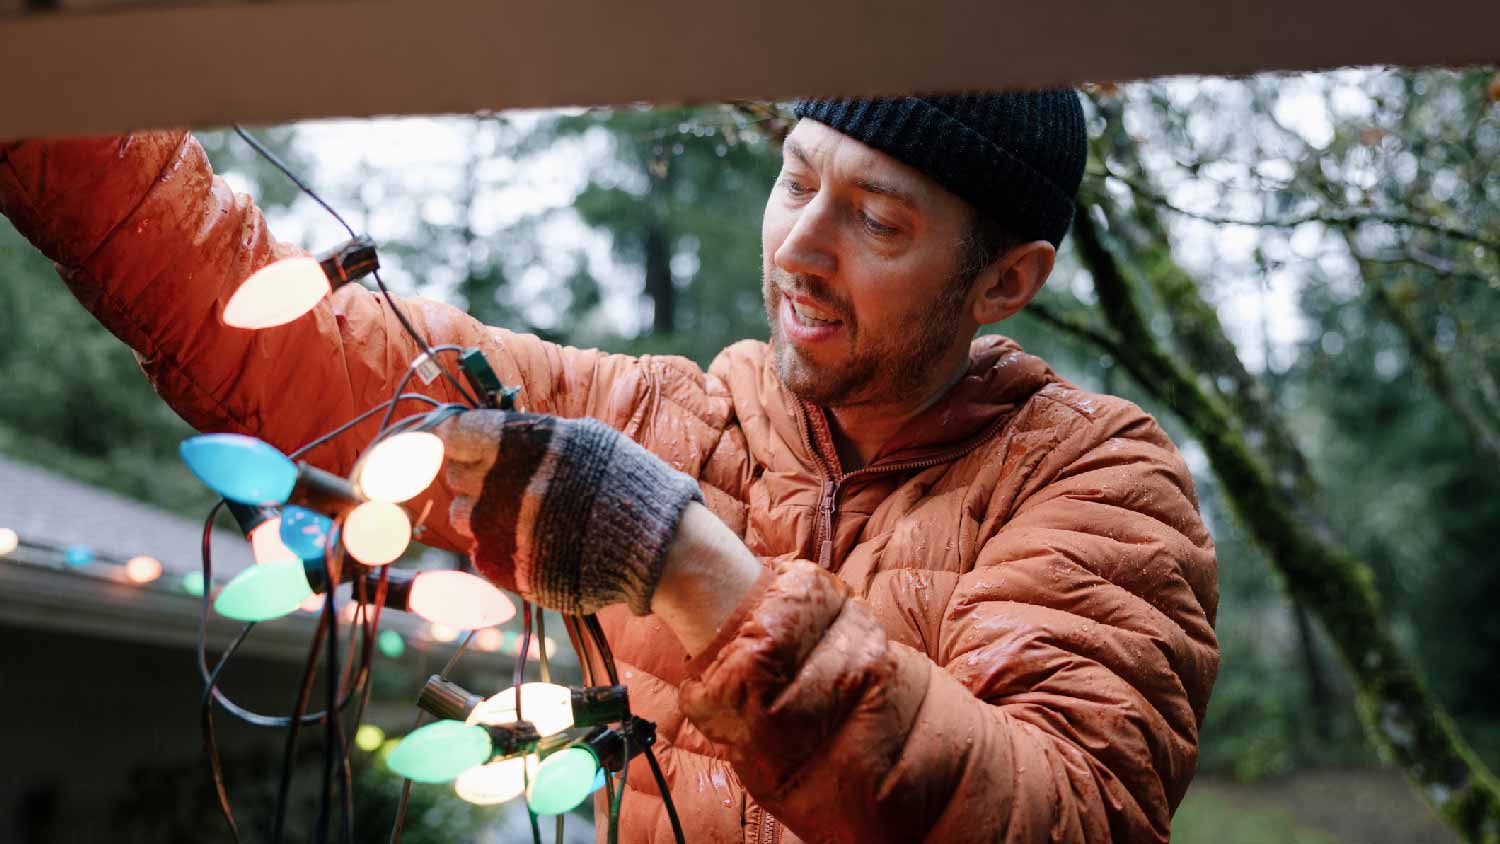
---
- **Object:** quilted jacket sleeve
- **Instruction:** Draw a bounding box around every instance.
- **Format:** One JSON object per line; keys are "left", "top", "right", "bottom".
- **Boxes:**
{"left": 0, "top": 132, "right": 717, "bottom": 552}
{"left": 679, "top": 398, "right": 1219, "bottom": 843}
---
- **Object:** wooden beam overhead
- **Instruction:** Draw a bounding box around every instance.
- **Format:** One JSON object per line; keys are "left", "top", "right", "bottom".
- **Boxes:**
{"left": 1, "top": 0, "right": 1497, "bottom": 137}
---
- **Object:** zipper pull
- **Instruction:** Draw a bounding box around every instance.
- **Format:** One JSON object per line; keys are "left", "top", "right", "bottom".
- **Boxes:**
{"left": 817, "top": 478, "right": 840, "bottom": 568}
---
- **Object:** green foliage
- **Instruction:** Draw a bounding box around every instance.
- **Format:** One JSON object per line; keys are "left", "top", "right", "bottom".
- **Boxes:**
{"left": 529, "top": 105, "right": 781, "bottom": 365}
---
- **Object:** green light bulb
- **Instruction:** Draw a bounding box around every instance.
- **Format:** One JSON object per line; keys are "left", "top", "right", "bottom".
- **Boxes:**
{"left": 527, "top": 746, "right": 600, "bottom": 815}
{"left": 213, "top": 560, "right": 314, "bottom": 622}
{"left": 377, "top": 630, "right": 406, "bottom": 659}
{"left": 386, "top": 720, "right": 492, "bottom": 784}
{"left": 181, "top": 571, "right": 206, "bottom": 597}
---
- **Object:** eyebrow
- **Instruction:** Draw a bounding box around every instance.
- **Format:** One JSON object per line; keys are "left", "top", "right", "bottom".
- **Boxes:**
{"left": 854, "top": 177, "right": 917, "bottom": 210}
{"left": 784, "top": 139, "right": 919, "bottom": 210}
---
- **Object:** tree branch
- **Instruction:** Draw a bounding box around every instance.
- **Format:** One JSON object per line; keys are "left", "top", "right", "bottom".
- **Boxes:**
{"left": 1021, "top": 300, "right": 1125, "bottom": 361}
{"left": 1093, "top": 163, "right": 1500, "bottom": 253}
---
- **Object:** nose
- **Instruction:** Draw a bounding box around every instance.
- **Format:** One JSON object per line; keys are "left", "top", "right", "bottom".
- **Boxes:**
{"left": 772, "top": 193, "right": 838, "bottom": 280}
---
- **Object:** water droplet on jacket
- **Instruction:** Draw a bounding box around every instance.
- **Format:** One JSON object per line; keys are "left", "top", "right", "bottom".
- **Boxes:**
{"left": 709, "top": 767, "right": 732, "bottom": 806}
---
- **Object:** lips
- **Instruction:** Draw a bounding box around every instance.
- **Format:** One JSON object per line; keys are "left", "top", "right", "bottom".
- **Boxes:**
{"left": 778, "top": 291, "right": 843, "bottom": 344}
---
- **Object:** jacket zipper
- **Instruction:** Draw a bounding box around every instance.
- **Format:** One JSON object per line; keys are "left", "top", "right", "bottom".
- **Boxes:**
{"left": 796, "top": 399, "right": 1014, "bottom": 570}
{"left": 750, "top": 804, "right": 781, "bottom": 844}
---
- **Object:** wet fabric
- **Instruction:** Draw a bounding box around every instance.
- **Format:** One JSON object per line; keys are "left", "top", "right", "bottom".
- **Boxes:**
{"left": 0, "top": 131, "right": 1219, "bottom": 844}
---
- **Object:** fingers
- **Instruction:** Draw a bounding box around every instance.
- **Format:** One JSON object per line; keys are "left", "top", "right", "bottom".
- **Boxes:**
{"left": 449, "top": 494, "right": 475, "bottom": 541}
{"left": 434, "top": 410, "right": 508, "bottom": 463}
{"left": 443, "top": 458, "right": 491, "bottom": 495}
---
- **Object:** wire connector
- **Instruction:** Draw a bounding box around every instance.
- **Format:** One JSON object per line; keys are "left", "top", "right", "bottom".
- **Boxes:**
{"left": 316, "top": 235, "right": 379, "bottom": 288}
{"left": 459, "top": 347, "right": 521, "bottom": 410}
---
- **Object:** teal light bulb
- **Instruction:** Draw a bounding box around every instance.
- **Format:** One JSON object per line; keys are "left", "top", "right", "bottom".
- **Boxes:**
{"left": 386, "top": 720, "right": 492, "bottom": 784}
{"left": 182, "top": 571, "right": 206, "bottom": 596}
{"left": 377, "top": 630, "right": 406, "bottom": 659}
{"left": 279, "top": 506, "right": 335, "bottom": 561}
{"left": 64, "top": 546, "right": 94, "bottom": 567}
{"left": 179, "top": 434, "right": 297, "bottom": 505}
{"left": 526, "top": 746, "right": 601, "bottom": 815}
{"left": 213, "top": 560, "right": 314, "bottom": 622}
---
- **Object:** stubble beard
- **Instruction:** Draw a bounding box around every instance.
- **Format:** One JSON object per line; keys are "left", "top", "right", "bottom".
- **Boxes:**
{"left": 764, "top": 267, "right": 971, "bottom": 410}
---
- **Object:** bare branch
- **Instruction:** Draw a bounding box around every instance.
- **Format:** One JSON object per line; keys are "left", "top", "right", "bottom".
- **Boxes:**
{"left": 1093, "top": 164, "right": 1500, "bottom": 252}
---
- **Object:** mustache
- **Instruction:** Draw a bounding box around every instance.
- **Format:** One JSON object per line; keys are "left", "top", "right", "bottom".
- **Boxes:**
{"left": 770, "top": 270, "right": 851, "bottom": 322}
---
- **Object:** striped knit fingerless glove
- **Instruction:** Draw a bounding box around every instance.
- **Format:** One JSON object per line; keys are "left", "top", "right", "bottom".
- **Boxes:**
{"left": 459, "top": 412, "right": 703, "bottom": 616}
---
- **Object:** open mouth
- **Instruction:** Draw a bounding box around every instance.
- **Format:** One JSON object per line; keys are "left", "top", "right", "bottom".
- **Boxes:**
{"left": 778, "top": 292, "right": 844, "bottom": 343}
{"left": 788, "top": 298, "right": 841, "bottom": 327}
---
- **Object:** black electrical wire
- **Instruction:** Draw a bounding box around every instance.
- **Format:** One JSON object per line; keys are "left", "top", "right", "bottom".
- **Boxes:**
{"left": 373, "top": 345, "right": 474, "bottom": 434}
{"left": 201, "top": 620, "right": 254, "bottom": 843}
{"left": 532, "top": 607, "right": 564, "bottom": 844}
{"left": 290, "top": 392, "right": 448, "bottom": 461}
{"left": 534, "top": 605, "right": 551, "bottom": 685}
{"left": 272, "top": 607, "right": 330, "bottom": 844}
{"left": 316, "top": 545, "right": 346, "bottom": 844}
{"left": 583, "top": 615, "right": 620, "bottom": 686}
{"left": 642, "top": 744, "right": 686, "bottom": 844}
{"left": 608, "top": 732, "right": 632, "bottom": 844}
{"left": 233, "top": 126, "right": 357, "bottom": 240}
{"left": 514, "top": 602, "right": 544, "bottom": 844}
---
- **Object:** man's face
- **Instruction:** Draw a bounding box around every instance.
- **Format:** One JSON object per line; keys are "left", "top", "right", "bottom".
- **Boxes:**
{"left": 763, "top": 119, "right": 979, "bottom": 409}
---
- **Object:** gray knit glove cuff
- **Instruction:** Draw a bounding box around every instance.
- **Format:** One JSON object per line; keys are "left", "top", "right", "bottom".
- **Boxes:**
{"left": 468, "top": 413, "right": 703, "bottom": 616}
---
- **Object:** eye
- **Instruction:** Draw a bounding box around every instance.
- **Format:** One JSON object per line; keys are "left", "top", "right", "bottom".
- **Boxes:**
{"left": 859, "top": 211, "right": 898, "bottom": 237}
{"left": 781, "top": 177, "right": 814, "bottom": 198}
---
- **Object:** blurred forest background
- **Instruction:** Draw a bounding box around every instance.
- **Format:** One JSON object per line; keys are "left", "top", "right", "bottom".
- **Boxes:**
{"left": 4, "top": 66, "right": 1500, "bottom": 842}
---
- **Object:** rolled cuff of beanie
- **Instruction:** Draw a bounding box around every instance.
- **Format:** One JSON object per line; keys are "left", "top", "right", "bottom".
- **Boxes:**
{"left": 527, "top": 419, "right": 703, "bottom": 616}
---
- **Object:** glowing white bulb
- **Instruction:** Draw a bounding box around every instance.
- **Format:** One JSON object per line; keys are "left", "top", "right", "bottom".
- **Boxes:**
{"left": 0, "top": 528, "right": 17, "bottom": 556}
{"left": 299, "top": 593, "right": 326, "bottom": 613}
{"left": 408, "top": 570, "right": 515, "bottom": 629}
{"left": 125, "top": 555, "right": 163, "bottom": 584}
{"left": 250, "top": 518, "right": 300, "bottom": 565}
{"left": 428, "top": 623, "right": 460, "bottom": 643}
{"left": 354, "top": 432, "right": 445, "bottom": 504}
{"left": 469, "top": 683, "right": 574, "bottom": 737}
{"left": 343, "top": 501, "right": 411, "bottom": 566}
{"left": 223, "top": 257, "right": 331, "bottom": 329}
{"left": 454, "top": 754, "right": 538, "bottom": 806}
{"left": 474, "top": 628, "right": 504, "bottom": 652}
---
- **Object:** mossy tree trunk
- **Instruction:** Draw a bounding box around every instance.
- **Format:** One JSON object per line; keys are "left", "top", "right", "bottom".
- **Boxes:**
{"left": 1069, "top": 196, "right": 1500, "bottom": 843}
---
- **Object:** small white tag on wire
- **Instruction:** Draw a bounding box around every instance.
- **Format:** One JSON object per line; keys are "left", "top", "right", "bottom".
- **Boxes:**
{"left": 412, "top": 353, "right": 441, "bottom": 385}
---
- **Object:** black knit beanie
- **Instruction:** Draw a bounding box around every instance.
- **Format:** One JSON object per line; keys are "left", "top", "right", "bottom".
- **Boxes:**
{"left": 792, "top": 92, "right": 1087, "bottom": 247}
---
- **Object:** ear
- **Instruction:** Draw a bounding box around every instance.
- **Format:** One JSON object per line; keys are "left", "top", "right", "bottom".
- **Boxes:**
{"left": 970, "top": 241, "right": 1056, "bottom": 326}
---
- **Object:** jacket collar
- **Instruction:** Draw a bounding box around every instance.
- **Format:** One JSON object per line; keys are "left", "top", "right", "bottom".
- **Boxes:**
{"left": 791, "top": 334, "right": 1058, "bottom": 474}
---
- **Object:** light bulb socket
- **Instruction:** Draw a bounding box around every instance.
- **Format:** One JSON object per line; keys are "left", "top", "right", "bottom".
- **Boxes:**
{"left": 224, "top": 500, "right": 280, "bottom": 537}
{"left": 570, "top": 685, "right": 630, "bottom": 728}
{"left": 286, "top": 463, "right": 364, "bottom": 517}
{"left": 368, "top": 567, "right": 419, "bottom": 611}
{"left": 485, "top": 721, "right": 541, "bottom": 757}
{"left": 579, "top": 716, "right": 656, "bottom": 773}
{"left": 317, "top": 235, "right": 379, "bottom": 289}
{"left": 419, "top": 675, "right": 485, "bottom": 722}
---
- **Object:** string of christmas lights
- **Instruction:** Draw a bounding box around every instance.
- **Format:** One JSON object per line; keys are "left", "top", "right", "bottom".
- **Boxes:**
{"left": 170, "top": 125, "right": 687, "bottom": 844}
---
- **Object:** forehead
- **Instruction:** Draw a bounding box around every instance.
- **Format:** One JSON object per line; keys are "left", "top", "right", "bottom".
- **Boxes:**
{"left": 783, "top": 119, "right": 953, "bottom": 211}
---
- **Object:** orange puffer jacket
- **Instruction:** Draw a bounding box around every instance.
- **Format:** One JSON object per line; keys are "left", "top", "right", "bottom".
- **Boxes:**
{"left": 1, "top": 132, "right": 1219, "bottom": 843}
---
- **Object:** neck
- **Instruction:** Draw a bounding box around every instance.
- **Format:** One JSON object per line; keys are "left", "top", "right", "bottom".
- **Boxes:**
{"left": 824, "top": 352, "right": 970, "bottom": 471}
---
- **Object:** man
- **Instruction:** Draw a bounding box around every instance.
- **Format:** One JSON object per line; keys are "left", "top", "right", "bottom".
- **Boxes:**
{"left": 0, "top": 92, "right": 1218, "bottom": 843}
